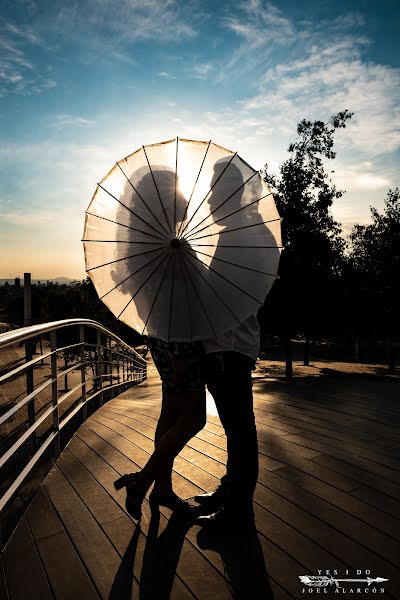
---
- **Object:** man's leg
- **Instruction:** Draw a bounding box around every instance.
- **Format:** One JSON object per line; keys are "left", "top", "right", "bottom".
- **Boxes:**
{"left": 197, "top": 352, "right": 258, "bottom": 519}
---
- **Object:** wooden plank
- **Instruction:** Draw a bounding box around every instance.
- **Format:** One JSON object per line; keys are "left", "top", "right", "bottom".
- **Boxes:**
{"left": 78, "top": 425, "right": 199, "bottom": 500}
{"left": 291, "top": 386, "right": 400, "bottom": 421}
{"left": 82, "top": 419, "right": 203, "bottom": 499}
{"left": 57, "top": 449, "right": 127, "bottom": 525}
{"left": 122, "top": 403, "right": 323, "bottom": 459}
{"left": 312, "top": 454, "right": 400, "bottom": 501}
{"left": 67, "top": 433, "right": 232, "bottom": 599}
{"left": 350, "top": 486, "right": 400, "bottom": 518}
{"left": 59, "top": 448, "right": 194, "bottom": 599}
{"left": 256, "top": 391, "right": 400, "bottom": 442}
{"left": 110, "top": 402, "right": 227, "bottom": 444}
{"left": 102, "top": 516, "right": 195, "bottom": 600}
{"left": 254, "top": 403, "right": 383, "bottom": 447}
{"left": 24, "top": 485, "right": 99, "bottom": 599}
{"left": 181, "top": 427, "right": 400, "bottom": 587}
{"left": 194, "top": 522, "right": 283, "bottom": 599}
{"left": 256, "top": 441, "right": 362, "bottom": 493}
{"left": 0, "top": 556, "right": 9, "bottom": 600}
{"left": 69, "top": 435, "right": 197, "bottom": 599}
{"left": 2, "top": 517, "right": 53, "bottom": 600}
{"left": 254, "top": 502, "right": 344, "bottom": 572}
{"left": 25, "top": 486, "right": 64, "bottom": 541}
{"left": 254, "top": 477, "right": 400, "bottom": 584}
{"left": 43, "top": 465, "right": 139, "bottom": 599}
{"left": 36, "top": 532, "right": 99, "bottom": 600}
{"left": 75, "top": 404, "right": 228, "bottom": 598}
{"left": 102, "top": 407, "right": 289, "bottom": 473}
{"left": 253, "top": 403, "right": 382, "bottom": 441}
{"left": 282, "top": 433, "right": 400, "bottom": 483}
{"left": 272, "top": 466, "right": 400, "bottom": 554}
{"left": 96, "top": 410, "right": 210, "bottom": 465}
{"left": 90, "top": 413, "right": 220, "bottom": 493}
{"left": 109, "top": 404, "right": 322, "bottom": 463}
{"left": 256, "top": 532, "right": 311, "bottom": 598}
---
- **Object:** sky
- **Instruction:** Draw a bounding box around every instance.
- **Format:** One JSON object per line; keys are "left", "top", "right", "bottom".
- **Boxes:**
{"left": 1, "top": 0, "right": 399, "bottom": 279}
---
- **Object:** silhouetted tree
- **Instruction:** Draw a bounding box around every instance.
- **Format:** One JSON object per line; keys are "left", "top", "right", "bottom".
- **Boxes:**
{"left": 260, "top": 110, "right": 353, "bottom": 376}
{"left": 348, "top": 188, "right": 400, "bottom": 372}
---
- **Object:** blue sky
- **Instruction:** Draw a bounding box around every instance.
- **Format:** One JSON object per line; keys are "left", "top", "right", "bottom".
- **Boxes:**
{"left": 1, "top": 0, "right": 399, "bottom": 279}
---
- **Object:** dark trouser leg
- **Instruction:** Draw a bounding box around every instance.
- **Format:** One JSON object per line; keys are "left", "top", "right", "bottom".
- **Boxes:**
{"left": 207, "top": 352, "right": 258, "bottom": 512}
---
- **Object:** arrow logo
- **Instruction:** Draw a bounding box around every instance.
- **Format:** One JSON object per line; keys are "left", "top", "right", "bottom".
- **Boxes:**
{"left": 299, "top": 575, "right": 389, "bottom": 588}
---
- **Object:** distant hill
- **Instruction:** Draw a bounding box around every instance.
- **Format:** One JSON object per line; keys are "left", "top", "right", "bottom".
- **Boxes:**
{"left": 0, "top": 277, "right": 80, "bottom": 286}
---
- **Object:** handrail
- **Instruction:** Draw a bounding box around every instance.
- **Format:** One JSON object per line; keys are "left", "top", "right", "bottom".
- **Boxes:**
{"left": 0, "top": 318, "right": 141, "bottom": 356}
{"left": 0, "top": 318, "right": 147, "bottom": 544}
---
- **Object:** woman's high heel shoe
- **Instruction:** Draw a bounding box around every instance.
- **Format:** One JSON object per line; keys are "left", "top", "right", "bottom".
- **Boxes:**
{"left": 114, "top": 473, "right": 144, "bottom": 520}
{"left": 149, "top": 489, "right": 190, "bottom": 513}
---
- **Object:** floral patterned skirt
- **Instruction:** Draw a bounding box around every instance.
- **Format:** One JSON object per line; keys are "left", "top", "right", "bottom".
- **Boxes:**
{"left": 148, "top": 338, "right": 206, "bottom": 393}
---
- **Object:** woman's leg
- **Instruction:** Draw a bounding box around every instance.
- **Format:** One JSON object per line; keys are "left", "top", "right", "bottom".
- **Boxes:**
{"left": 137, "top": 387, "right": 206, "bottom": 494}
{"left": 152, "top": 386, "right": 177, "bottom": 494}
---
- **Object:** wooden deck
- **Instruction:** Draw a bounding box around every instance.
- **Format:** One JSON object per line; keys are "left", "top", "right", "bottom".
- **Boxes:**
{"left": 1, "top": 364, "right": 400, "bottom": 599}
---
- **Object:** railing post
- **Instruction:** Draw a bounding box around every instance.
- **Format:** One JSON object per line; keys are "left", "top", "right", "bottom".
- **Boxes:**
{"left": 97, "top": 330, "right": 103, "bottom": 406}
{"left": 80, "top": 325, "right": 87, "bottom": 420}
{"left": 108, "top": 339, "right": 113, "bottom": 385}
{"left": 116, "top": 343, "right": 121, "bottom": 384}
{"left": 122, "top": 352, "right": 126, "bottom": 383}
{"left": 63, "top": 350, "right": 69, "bottom": 392}
{"left": 50, "top": 330, "right": 60, "bottom": 457}
{"left": 25, "top": 338, "right": 34, "bottom": 428}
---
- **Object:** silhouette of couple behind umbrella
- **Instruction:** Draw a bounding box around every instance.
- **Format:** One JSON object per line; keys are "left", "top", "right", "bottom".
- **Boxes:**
{"left": 111, "top": 157, "right": 276, "bottom": 523}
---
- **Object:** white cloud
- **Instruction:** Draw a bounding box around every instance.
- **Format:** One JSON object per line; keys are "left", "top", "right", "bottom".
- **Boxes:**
{"left": 224, "top": 5, "right": 400, "bottom": 157}
{"left": 0, "top": 23, "right": 54, "bottom": 96}
{"left": 333, "top": 166, "right": 391, "bottom": 192}
{"left": 4, "top": 22, "right": 47, "bottom": 48}
{"left": 51, "top": 0, "right": 198, "bottom": 42}
{"left": 109, "top": 51, "right": 137, "bottom": 66}
{"left": 1, "top": 210, "right": 57, "bottom": 226}
{"left": 219, "top": 0, "right": 295, "bottom": 78}
{"left": 157, "top": 71, "right": 176, "bottom": 80}
{"left": 191, "top": 63, "right": 213, "bottom": 79}
{"left": 50, "top": 114, "right": 96, "bottom": 128}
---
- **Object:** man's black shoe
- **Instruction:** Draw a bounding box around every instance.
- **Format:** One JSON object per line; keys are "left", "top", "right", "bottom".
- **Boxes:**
{"left": 193, "top": 482, "right": 227, "bottom": 513}
{"left": 195, "top": 507, "right": 255, "bottom": 532}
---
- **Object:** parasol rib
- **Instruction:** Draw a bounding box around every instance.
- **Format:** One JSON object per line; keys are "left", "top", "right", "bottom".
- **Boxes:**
{"left": 184, "top": 171, "right": 259, "bottom": 239}
{"left": 190, "top": 243, "right": 284, "bottom": 249}
{"left": 186, "top": 190, "right": 273, "bottom": 241}
{"left": 88, "top": 245, "right": 166, "bottom": 271}
{"left": 167, "top": 254, "right": 176, "bottom": 340}
{"left": 180, "top": 254, "right": 217, "bottom": 338}
{"left": 186, "top": 247, "right": 278, "bottom": 277}
{"left": 184, "top": 253, "right": 242, "bottom": 326}
{"left": 141, "top": 254, "right": 173, "bottom": 335}
{"left": 174, "top": 138, "right": 178, "bottom": 236}
{"left": 187, "top": 217, "right": 282, "bottom": 242}
{"left": 179, "top": 152, "right": 237, "bottom": 238}
{"left": 117, "top": 253, "right": 170, "bottom": 319}
{"left": 177, "top": 140, "right": 211, "bottom": 238}
{"left": 143, "top": 146, "right": 173, "bottom": 235}
{"left": 184, "top": 249, "right": 264, "bottom": 305}
{"left": 117, "top": 161, "right": 171, "bottom": 237}
{"left": 97, "top": 183, "right": 168, "bottom": 239}
{"left": 177, "top": 253, "right": 193, "bottom": 340}
{"left": 83, "top": 239, "right": 168, "bottom": 245}
{"left": 100, "top": 250, "right": 166, "bottom": 300}
{"left": 85, "top": 211, "right": 166, "bottom": 242}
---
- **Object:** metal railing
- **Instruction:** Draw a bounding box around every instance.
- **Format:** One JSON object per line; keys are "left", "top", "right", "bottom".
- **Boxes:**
{"left": 0, "top": 319, "right": 146, "bottom": 544}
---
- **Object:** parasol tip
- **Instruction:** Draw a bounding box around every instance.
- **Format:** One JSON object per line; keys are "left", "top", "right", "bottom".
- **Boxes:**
{"left": 170, "top": 238, "right": 181, "bottom": 249}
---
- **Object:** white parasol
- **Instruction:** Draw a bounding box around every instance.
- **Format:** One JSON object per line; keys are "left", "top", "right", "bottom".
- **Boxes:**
{"left": 83, "top": 138, "right": 282, "bottom": 341}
